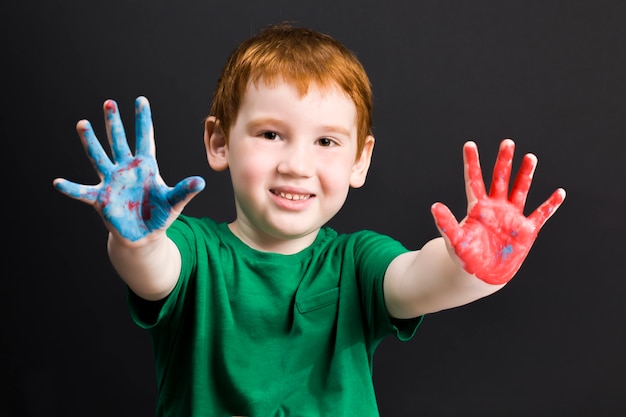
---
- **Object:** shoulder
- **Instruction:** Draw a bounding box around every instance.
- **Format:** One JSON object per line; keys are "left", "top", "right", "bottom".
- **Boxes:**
{"left": 167, "top": 215, "right": 226, "bottom": 239}
{"left": 322, "top": 227, "right": 405, "bottom": 249}
{"left": 169, "top": 214, "right": 219, "bottom": 231}
{"left": 317, "top": 227, "right": 409, "bottom": 263}
{"left": 166, "top": 215, "right": 231, "bottom": 255}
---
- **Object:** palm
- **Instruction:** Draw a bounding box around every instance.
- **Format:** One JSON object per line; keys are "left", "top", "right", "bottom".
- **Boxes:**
{"left": 96, "top": 151, "right": 172, "bottom": 241}
{"left": 432, "top": 140, "right": 565, "bottom": 285}
{"left": 54, "top": 97, "right": 205, "bottom": 242}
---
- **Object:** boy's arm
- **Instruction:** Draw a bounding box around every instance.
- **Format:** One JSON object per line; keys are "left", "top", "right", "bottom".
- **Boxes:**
{"left": 53, "top": 97, "right": 205, "bottom": 300}
{"left": 106, "top": 231, "right": 183, "bottom": 301}
{"left": 384, "top": 140, "right": 565, "bottom": 318}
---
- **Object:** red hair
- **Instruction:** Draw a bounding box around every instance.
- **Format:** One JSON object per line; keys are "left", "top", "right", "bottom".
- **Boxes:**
{"left": 209, "top": 22, "right": 373, "bottom": 156}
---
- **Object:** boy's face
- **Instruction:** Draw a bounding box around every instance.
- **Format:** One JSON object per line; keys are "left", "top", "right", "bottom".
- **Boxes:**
{"left": 206, "top": 80, "right": 374, "bottom": 253}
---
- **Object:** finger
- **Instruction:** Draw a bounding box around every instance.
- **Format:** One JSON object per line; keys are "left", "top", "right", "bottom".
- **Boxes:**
{"left": 135, "top": 96, "right": 156, "bottom": 157}
{"left": 104, "top": 99, "right": 133, "bottom": 163}
{"left": 167, "top": 176, "right": 206, "bottom": 207}
{"left": 77, "top": 120, "right": 114, "bottom": 175}
{"left": 53, "top": 178, "right": 99, "bottom": 204}
{"left": 489, "top": 139, "right": 515, "bottom": 199}
{"left": 431, "top": 202, "right": 462, "bottom": 246}
{"left": 509, "top": 153, "right": 537, "bottom": 209}
{"left": 463, "top": 141, "right": 487, "bottom": 205}
{"left": 528, "top": 188, "right": 566, "bottom": 230}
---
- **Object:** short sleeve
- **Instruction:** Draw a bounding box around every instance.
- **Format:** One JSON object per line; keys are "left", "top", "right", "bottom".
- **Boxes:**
{"left": 350, "top": 231, "right": 424, "bottom": 343}
{"left": 127, "top": 216, "right": 197, "bottom": 329}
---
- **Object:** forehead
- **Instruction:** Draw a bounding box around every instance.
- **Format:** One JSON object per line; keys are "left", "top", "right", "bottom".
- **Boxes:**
{"left": 241, "top": 78, "right": 357, "bottom": 121}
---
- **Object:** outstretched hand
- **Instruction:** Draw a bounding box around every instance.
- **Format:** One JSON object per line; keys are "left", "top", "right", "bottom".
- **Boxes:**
{"left": 53, "top": 97, "right": 206, "bottom": 242}
{"left": 431, "top": 139, "right": 565, "bottom": 285}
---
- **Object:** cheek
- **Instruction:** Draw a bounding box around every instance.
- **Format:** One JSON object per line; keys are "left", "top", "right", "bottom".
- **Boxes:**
{"left": 230, "top": 153, "right": 273, "bottom": 187}
{"left": 318, "top": 159, "right": 354, "bottom": 191}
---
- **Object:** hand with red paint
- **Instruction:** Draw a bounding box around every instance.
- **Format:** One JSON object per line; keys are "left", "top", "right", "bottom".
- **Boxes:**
{"left": 53, "top": 96, "right": 205, "bottom": 243}
{"left": 431, "top": 139, "right": 565, "bottom": 285}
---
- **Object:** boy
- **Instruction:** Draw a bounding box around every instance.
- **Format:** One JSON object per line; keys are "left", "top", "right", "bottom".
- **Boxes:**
{"left": 53, "top": 23, "right": 565, "bottom": 416}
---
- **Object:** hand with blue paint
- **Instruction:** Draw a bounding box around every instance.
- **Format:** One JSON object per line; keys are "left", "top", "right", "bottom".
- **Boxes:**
{"left": 430, "top": 139, "right": 566, "bottom": 285}
{"left": 53, "top": 96, "right": 206, "bottom": 243}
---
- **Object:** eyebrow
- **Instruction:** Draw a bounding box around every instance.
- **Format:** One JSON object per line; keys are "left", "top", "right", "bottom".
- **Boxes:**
{"left": 246, "top": 118, "right": 285, "bottom": 131}
{"left": 318, "top": 124, "right": 352, "bottom": 138}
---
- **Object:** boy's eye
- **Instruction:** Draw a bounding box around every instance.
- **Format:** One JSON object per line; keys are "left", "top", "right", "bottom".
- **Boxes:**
{"left": 318, "top": 138, "right": 334, "bottom": 147}
{"left": 262, "top": 131, "right": 280, "bottom": 140}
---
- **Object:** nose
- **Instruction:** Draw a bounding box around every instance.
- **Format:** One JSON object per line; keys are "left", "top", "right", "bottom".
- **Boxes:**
{"left": 276, "top": 141, "right": 315, "bottom": 177}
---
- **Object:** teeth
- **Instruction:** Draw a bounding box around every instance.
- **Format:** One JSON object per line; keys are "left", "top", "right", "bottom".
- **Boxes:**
{"left": 278, "top": 191, "right": 310, "bottom": 201}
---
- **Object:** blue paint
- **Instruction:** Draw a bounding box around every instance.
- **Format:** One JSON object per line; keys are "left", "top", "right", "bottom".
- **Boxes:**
{"left": 106, "top": 100, "right": 133, "bottom": 162}
{"left": 55, "top": 97, "right": 206, "bottom": 242}
{"left": 499, "top": 244, "right": 514, "bottom": 261}
{"left": 135, "top": 96, "right": 154, "bottom": 156}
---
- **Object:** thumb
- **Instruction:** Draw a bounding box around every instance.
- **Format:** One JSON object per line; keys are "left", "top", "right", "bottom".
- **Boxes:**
{"left": 431, "top": 202, "right": 461, "bottom": 247}
{"left": 167, "top": 176, "right": 206, "bottom": 210}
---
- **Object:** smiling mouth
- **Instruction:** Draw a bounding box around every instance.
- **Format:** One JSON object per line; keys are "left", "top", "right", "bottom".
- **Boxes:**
{"left": 271, "top": 190, "right": 313, "bottom": 201}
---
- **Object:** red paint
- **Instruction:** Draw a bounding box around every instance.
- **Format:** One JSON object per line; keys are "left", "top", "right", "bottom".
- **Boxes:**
{"left": 432, "top": 140, "right": 565, "bottom": 285}
{"left": 488, "top": 140, "right": 514, "bottom": 198}
{"left": 142, "top": 184, "right": 152, "bottom": 221}
{"left": 127, "top": 159, "right": 142, "bottom": 169}
{"left": 100, "top": 185, "right": 112, "bottom": 207}
{"left": 104, "top": 100, "right": 117, "bottom": 113}
{"left": 509, "top": 154, "right": 535, "bottom": 208}
{"left": 128, "top": 200, "right": 140, "bottom": 211}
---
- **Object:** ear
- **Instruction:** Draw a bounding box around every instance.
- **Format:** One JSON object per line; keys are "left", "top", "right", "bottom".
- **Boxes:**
{"left": 350, "top": 135, "right": 375, "bottom": 188}
{"left": 204, "top": 116, "right": 229, "bottom": 171}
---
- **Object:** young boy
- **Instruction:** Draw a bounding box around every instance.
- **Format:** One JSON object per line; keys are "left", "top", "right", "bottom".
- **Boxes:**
{"left": 53, "top": 23, "right": 565, "bottom": 417}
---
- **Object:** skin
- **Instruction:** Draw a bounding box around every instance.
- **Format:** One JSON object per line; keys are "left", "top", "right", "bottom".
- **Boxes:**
{"left": 54, "top": 97, "right": 205, "bottom": 243}
{"left": 384, "top": 140, "right": 565, "bottom": 317}
{"left": 53, "top": 92, "right": 565, "bottom": 313}
{"left": 204, "top": 81, "right": 374, "bottom": 254}
{"left": 432, "top": 139, "right": 566, "bottom": 285}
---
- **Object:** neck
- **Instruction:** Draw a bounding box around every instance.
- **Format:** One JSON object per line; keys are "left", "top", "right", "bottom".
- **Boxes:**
{"left": 228, "top": 221, "right": 319, "bottom": 255}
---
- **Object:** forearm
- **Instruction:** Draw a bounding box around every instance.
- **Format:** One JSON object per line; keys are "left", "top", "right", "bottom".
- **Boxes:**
{"left": 107, "top": 232, "right": 181, "bottom": 301}
{"left": 384, "top": 237, "right": 505, "bottom": 318}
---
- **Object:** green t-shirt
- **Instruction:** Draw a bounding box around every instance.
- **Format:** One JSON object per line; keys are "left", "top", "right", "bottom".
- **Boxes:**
{"left": 129, "top": 215, "right": 423, "bottom": 417}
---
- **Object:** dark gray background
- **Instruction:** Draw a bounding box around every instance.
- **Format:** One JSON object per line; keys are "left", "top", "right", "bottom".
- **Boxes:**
{"left": 2, "top": 1, "right": 625, "bottom": 416}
